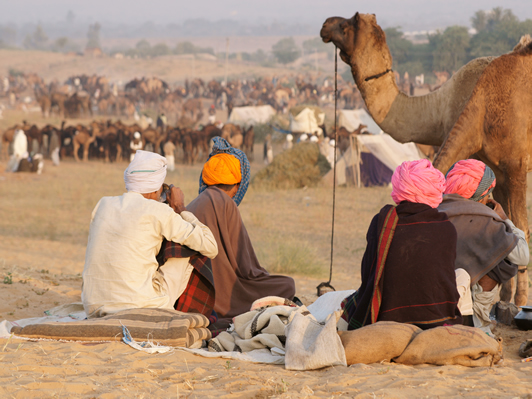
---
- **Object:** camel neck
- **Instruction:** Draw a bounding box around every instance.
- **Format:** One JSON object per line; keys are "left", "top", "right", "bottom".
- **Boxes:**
{"left": 354, "top": 70, "right": 399, "bottom": 125}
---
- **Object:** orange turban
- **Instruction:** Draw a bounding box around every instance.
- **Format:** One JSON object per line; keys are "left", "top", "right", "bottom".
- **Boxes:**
{"left": 201, "top": 153, "right": 242, "bottom": 186}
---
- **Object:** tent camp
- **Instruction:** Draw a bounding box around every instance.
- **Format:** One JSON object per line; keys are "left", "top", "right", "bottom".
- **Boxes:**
{"left": 324, "top": 133, "right": 425, "bottom": 187}
{"left": 338, "top": 109, "right": 382, "bottom": 134}
{"left": 289, "top": 107, "right": 325, "bottom": 135}
{"left": 228, "top": 105, "right": 276, "bottom": 126}
{"left": 323, "top": 108, "right": 425, "bottom": 186}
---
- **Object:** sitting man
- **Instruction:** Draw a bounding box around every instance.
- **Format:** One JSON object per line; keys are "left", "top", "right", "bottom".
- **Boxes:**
{"left": 342, "top": 159, "right": 462, "bottom": 330}
{"left": 82, "top": 150, "right": 218, "bottom": 318}
{"left": 438, "top": 159, "right": 528, "bottom": 333}
{"left": 186, "top": 137, "right": 296, "bottom": 325}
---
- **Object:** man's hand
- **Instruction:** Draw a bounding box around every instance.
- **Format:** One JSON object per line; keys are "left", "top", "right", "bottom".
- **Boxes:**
{"left": 486, "top": 199, "right": 508, "bottom": 220}
{"left": 167, "top": 185, "right": 186, "bottom": 214}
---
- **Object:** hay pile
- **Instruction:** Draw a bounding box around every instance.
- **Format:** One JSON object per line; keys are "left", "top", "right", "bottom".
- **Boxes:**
{"left": 252, "top": 142, "right": 331, "bottom": 190}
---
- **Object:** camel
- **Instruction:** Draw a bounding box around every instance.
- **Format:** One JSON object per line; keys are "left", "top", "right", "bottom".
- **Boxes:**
{"left": 321, "top": 13, "right": 530, "bottom": 305}
{"left": 433, "top": 37, "right": 532, "bottom": 306}
{"left": 72, "top": 125, "right": 96, "bottom": 162}
{"left": 320, "top": 13, "right": 496, "bottom": 146}
{"left": 242, "top": 126, "right": 255, "bottom": 161}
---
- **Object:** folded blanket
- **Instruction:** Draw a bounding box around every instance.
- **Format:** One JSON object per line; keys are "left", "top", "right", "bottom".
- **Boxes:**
{"left": 10, "top": 308, "right": 211, "bottom": 348}
{"left": 209, "top": 305, "right": 310, "bottom": 353}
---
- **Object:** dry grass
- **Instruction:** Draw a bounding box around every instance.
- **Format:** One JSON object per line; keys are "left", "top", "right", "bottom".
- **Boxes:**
{"left": 252, "top": 142, "right": 330, "bottom": 190}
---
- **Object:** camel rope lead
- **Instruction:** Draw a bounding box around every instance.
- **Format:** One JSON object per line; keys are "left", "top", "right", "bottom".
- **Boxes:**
{"left": 317, "top": 46, "right": 338, "bottom": 296}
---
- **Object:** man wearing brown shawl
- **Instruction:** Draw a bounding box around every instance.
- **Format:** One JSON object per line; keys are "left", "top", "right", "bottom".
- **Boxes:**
{"left": 187, "top": 138, "right": 295, "bottom": 326}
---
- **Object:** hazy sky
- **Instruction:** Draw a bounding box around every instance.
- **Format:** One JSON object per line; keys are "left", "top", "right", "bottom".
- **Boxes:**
{"left": 2, "top": 0, "right": 532, "bottom": 32}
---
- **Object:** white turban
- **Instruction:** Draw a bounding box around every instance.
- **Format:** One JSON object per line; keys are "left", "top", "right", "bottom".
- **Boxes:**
{"left": 124, "top": 150, "right": 167, "bottom": 193}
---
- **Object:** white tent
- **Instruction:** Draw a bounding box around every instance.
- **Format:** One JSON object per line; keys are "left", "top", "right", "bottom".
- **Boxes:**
{"left": 324, "top": 133, "right": 425, "bottom": 187}
{"left": 357, "top": 134, "right": 422, "bottom": 172}
{"left": 289, "top": 107, "right": 325, "bottom": 135}
{"left": 228, "top": 105, "right": 276, "bottom": 126}
{"left": 338, "top": 109, "right": 382, "bottom": 134}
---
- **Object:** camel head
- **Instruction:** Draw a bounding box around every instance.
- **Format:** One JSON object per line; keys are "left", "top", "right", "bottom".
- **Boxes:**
{"left": 321, "top": 13, "right": 393, "bottom": 83}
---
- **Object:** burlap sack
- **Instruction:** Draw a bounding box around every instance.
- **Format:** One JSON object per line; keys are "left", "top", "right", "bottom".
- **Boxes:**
{"left": 285, "top": 310, "right": 347, "bottom": 370}
{"left": 394, "top": 324, "right": 503, "bottom": 367}
{"left": 338, "top": 321, "right": 421, "bottom": 365}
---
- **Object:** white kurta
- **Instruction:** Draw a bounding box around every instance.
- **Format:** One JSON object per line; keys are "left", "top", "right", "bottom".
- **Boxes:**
{"left": 82, "top": 192, "right": 218, "bottom": 317}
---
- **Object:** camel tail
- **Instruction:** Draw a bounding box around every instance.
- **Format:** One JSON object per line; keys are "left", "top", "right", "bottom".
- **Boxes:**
{"left": 433, "top": 96, "right": 485, "bottom": 174}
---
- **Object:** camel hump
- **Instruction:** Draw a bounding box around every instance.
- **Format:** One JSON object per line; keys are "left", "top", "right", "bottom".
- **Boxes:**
{"left": 512, "top": 34, "right": 532, "bottom": 53}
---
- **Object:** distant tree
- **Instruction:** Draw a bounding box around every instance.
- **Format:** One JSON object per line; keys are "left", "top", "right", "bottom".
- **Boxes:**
{"left": 302, "top": 36, "right": 335, "bottom": 60}
{"left": 272, "top": 37, "right": 301, "bottom": 64}
{"left": 86, "top": 23, "right": 101, "bottom": 49}
{"left": 469, "top": 11, "right": 529, "bottom": 57}
{"left": 0, "top": 25, "right": 17, "bottom": 47}
{"left": 66, "top": 10, "right": 75, "bottom": 24}
{"left": 54, "top": 37, "right": 69, "bottom": 52}
{"left": 174, "top": 41, "right": 195, "bottom": 55}
{"left": 151, "top": 43, "right": 170, "bottom": 57}
{"left": 23, "top": 24, "right": 48, "bottom": 50}
{"left": 135, "top": 39, "right": 151, "bottom": 57}
{"left": 430, "top": 26, "right": 470, "bottom": 74}
{"left": 173, "top": 41, "right": 214, "bottom": 55}
{"left": 471, "top": 10, "right": 488, "bottom": 33}
{"left": 384, "top": 27, "right": 413, "bottom": 65}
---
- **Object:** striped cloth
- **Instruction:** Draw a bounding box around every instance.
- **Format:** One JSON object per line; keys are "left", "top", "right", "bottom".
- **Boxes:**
{"left": 11, "top": 308, "right": 211, "bottom": 347}
{"left": 198, "top": 136, "right": 250, "bottom": 206}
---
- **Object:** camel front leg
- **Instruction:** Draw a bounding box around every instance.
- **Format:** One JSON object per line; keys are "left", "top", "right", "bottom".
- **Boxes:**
{"left": 116, "top": 144, "right": 122, "bottom": 163}
{"left": 83, "top": 144, "right": 90, "bottom": 162}
{"left": 492, "top": 184, "right": 516, "bottom": 302}
{"left": 503, "top": 162, "right": 529, "bottom": 306}
{"left": 73, "top": 141, "right": 81, "bottom": 162}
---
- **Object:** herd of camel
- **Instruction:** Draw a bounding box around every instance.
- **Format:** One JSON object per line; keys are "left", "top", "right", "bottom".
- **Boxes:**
{"left": 0, "top": 120, "right": 254, "bottom": 166}
{"left": 321, "top": 12, "right": 532, "bottom": 306}
{"left": 3, "top": 71, "right": 366, "bottom": 124}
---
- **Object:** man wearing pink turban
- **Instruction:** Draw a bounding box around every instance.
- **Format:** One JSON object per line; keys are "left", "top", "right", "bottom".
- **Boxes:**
{"left": 342, "top": 159, "right": 462, "bottom": 330}
{"left": 438, "top": 159, "right": 528, "bottom": 335}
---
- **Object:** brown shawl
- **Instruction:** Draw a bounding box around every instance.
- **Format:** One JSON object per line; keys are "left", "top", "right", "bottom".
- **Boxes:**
{"left": 438, "top": 194, "right": 518, "bottom": 285}
{"left": 187, "top": 186, "right": 295, "bottom": 320}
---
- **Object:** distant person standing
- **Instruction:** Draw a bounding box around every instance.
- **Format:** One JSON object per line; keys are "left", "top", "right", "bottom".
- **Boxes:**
{"left": 208, "top": 104, "right": 216, "bottom": 124}
{"left": 263, "top": 134, "right": 273, "bottom": 165}
{"left": 6, "top": 129, "right": 27, "bottom": 172}
{"left": 130, "top": 132, "right": 143, "bottom": 162}
{"left": 283, "top": 134, "right": 293, "bottom": 151}
{"left": 49, "top": 130, "right": 61, "bottom": 166}
{"left": 163, "top": 140, "right": 176, "bottom": 172}
{"left": 156, "top": 113, "right": 167, "bottom": 133}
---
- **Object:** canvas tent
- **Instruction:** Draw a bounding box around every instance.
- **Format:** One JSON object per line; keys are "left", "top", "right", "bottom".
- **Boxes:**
{"left": 324, "top": 133, "right": 425, "bottom": 187}
{"left": 338, "top": 109, "right": 382, "bottom": 134}
{"left": 228, "top": 105, "right": 276, "bottom": 126}
{"left": 289, "top": 107, "right": 325, "bottom": 135}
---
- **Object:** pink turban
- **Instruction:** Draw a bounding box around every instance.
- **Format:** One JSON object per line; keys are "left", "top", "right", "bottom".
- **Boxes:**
{"left": 444, "top": 159, "right": 496, "bottom": 201}
{"left": 391, "top": 159, "right": 446, "bottom": 208}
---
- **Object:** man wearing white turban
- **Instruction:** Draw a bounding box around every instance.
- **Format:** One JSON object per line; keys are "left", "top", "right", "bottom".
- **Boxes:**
{"left": 82, "top": 150, "right": 218, "bottom": 318}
